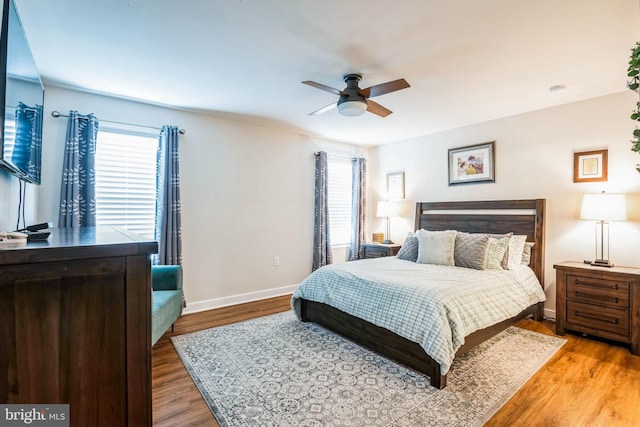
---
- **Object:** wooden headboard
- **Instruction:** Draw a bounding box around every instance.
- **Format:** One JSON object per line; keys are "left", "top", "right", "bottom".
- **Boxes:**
{"left": 414, "top": 199, "right": 546, "bottom": 286}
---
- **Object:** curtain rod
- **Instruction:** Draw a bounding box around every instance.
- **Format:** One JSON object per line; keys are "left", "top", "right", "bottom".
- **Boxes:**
{"left": 50, "top": 110, "right": 186, "bottom": 135}
{"left": 314, "top": 151, "right": 360, "bottom": 161}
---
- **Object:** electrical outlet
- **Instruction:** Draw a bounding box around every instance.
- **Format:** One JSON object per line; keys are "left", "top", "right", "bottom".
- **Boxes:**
{"left": 273, "top": 256, "right": 280, "bottom": 267}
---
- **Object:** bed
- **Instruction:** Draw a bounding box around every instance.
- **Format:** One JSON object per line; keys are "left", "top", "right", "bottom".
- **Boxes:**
{"left": 292, "top": 199, "right": 546, "bottom": 389}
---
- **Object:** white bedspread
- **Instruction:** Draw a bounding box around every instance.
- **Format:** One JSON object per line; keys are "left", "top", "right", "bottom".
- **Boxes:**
{"left": 291, "top": 257, "right": 546, "bottom": 374}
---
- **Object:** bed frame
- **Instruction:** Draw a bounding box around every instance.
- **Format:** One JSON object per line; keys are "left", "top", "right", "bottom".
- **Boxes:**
{"left": 299, "top": 199, "right": 546, "bottom": 389}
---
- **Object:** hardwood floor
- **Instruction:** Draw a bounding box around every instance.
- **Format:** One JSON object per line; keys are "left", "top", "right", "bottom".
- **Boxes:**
{"left": 152, "top": 295, "right": 640, "bottom": 426}
{"left": 152, "top": 295, "right": 292, "bottom": 426}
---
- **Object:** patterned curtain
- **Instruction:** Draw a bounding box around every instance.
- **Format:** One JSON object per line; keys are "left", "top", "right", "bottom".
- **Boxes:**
{"left": 348, "top": 157, "right": 367, "bottom": 260}
{"left": 58, "top": 111, "right": 98, "bottom": 228}
{"left": 13, "top": 102, "right": 43, "bottom": 183}
{"left": 312, "top": 151, "right": 332, "bottom": 271}
{"left": 155, "top": 125, "right": 182, "bottom": 265}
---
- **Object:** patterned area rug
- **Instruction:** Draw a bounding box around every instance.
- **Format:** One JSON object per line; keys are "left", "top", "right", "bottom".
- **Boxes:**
{"left": 172, "top": 311, "right": 565, "bottom": 426}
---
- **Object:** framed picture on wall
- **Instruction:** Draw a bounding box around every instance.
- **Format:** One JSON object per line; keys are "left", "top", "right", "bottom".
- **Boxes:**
{"left": 448, "top": 141, "right": 495, "bottom": 185}
{"left": 386, "top": 171, "right": 405, "bottom": 199}
{"left": 573, "top": 149, "right": 608, "bottom": 183}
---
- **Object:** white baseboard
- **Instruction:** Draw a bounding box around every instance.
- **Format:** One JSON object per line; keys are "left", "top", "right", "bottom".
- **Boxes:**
{"left": 182, "top": 284, "right": 298, "bottom": 315}
{"left": 543, "top": 307, "right": 556, "bottom": 321}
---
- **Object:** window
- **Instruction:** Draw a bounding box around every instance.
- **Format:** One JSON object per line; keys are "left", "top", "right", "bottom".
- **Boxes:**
{"left": 95, "top": 127, "right": 158, "bottom": 239}
{"left": 327, "top": 157, "right": 353, "bottom": 246}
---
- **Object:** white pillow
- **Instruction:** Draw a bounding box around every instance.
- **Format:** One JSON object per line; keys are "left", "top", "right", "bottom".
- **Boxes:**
{"left": 484, "top": 236, "right": 510, "bottom": 270}
{"left": 507, "top": 235, "right": 527, "bottom": 270}
{"left": 416, "top": 229, "right": 457, "bottom": 266}
{"left": 521, "top": 242, "right": 535, "bottom": 265}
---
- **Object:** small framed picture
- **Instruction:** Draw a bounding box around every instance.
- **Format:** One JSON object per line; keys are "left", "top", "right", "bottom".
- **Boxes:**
{"left": 386, "top": 171, "right": 405, "bottom": 199}
{"left": 448, "top": 141, "right": 495, "bottom": 185}
{"left": 573, "top": 149, "right": 608, "bottom": 183}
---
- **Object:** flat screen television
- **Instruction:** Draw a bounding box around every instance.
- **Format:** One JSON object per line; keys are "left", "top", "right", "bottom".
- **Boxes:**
{"left": 0, "top": 0, "right": 44, "bottom": 184}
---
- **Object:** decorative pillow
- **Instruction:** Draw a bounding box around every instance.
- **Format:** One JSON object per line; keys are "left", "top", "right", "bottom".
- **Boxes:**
{"left": 416, "top": 229, "right": 457, "bottom": 266}
{"left": 454, "top": 232, "right": 490, "bottom": 270}
{"left": 397, "top": 232, "right": 419, "bottom": 262}
{"left": 507, "top": 235, "right": 528, "bottom": 270}
{"left": 488, "top": 232, "right": 513, "bottom": 269}
{"left": 521, "top": 242, "right": 534, "bottom": 265}
{"left": 484, "top": 236, "right": 510, "bottom": 270}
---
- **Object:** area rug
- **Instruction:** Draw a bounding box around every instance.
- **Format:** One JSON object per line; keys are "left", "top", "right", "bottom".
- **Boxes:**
{"left": 171, "top": 311, "right": 565, "bottom": 426}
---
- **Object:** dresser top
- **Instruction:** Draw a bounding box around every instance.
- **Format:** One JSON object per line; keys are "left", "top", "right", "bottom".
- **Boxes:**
{"left": 554, "top": 260, "right": 640, "bottom": 277}
{"left": 0, "top": 226, "right": 158, "bottom": 265}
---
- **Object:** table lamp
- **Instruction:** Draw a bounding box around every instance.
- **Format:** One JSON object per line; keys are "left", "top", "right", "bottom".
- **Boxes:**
{"left": 376, "top": 201, "right": 401, "bottom": 244}
{"left": 580, "top": 192, "right": 627, "bottom": 267}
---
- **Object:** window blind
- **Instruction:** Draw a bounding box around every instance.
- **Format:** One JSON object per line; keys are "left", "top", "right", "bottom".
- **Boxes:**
{"left": 95, "top": 129, "right": 158, "bottom": 239}
{"left": 327, "top": 157, "right": 353, "bottom": 246}
{"left": 3, "top": 112, "right": 16, "bottom": 157}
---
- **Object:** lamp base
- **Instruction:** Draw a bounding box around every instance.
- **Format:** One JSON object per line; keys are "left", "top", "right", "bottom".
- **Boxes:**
{"left": 382, "top": 239, "right": 394, "bottom": 244}
{"left": 591, "top": 259, "right": 614, "bottom": 268}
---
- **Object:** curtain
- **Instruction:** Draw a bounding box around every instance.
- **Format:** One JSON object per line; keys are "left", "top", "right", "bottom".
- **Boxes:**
{"left": 348, "top": 157, "right": 367, "bottom": 260}
{"left": 13, "top": 102, "right": 43, "bottom": 183}
{"left": 312, "top": 151, "right": 332, "bottom": 271}
{"left": 58, "top": 111, "right": 98, "bottom": 228}
{"left": 155, "top": 125, "right": 182, "bottom": 265}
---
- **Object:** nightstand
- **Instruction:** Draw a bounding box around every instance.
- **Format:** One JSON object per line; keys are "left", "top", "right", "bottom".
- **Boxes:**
{"left": 361, "top": 242, "right": 401, "bottom": 259}
{"left": 554, "top": 261, "right": 640, "bottom": 356}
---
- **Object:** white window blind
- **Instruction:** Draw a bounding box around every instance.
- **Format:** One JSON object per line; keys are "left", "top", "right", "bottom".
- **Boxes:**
{"left": 95, "top": 128, "right": 158, "bottom": 239}
{"left": 3, "top": 110, "right": 16, "bottom": 159}
{"left": 327, "top": 157, "right": 353, "bottom": 246}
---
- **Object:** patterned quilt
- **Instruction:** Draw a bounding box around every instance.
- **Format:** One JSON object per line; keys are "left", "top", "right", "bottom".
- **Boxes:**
{"left": 291, "top": 257, "right": 546, "bottom": 374}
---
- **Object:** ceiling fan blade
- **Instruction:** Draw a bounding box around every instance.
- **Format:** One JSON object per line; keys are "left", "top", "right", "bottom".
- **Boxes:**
{"left": 366, "top": 100, "right": 392, "bottom": 117}
{"left": 309, "top": 102, "right": 337, "bottom": 115}
{"left": 302, "top": 81, "right": 343, "bottom": 96}
{"left": 360, "top": 78, "right": 410, "bottom": 98}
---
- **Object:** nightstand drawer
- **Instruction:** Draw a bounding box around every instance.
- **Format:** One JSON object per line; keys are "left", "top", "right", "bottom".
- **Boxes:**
{"left": 566, "top": 300, "right": 629, "bottom": 337}
{"left": 361, "top": 243, "right": 401, "bottom": 259}
{"left": 364, "top": 247, "right": 390, "bottom": 258}
{"left": 567, "top": 275, "right": 629, "bottom": 308}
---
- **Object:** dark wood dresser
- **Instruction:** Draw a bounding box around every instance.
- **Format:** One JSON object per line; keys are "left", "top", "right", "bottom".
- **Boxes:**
{"left": 0, "top": 227, "right": 157, "bottom": 427}
{"left": 554, "top": 261, "right": 640, "bottom": 356}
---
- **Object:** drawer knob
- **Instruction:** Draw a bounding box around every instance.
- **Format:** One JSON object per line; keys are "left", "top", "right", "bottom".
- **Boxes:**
{"left": 575, "top": 311, "right": 619, "bottom": 324}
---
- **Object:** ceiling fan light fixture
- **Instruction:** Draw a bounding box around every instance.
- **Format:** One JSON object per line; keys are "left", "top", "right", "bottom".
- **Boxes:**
{"left": 338, "top": 100, "right": 367, "bottom": 116}
{"left": 303, "top": 74, "right": 409, "bottom": 117}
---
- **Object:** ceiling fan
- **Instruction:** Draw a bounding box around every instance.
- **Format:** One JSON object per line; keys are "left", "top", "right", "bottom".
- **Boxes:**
{"left": 302, "top": 74, "right": 410, "bottom": 117}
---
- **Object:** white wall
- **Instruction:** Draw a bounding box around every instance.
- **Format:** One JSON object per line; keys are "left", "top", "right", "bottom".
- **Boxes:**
{"left": 368, "top": 90, "right": 640, "bottom": 318}
{"left": 0, "top": 172, "right": 37, "bottom": 231}
{"left": 1, "top": 85, "right": 364, "bottom": 311}
{"left": 4, "top": 86, "right": 638, "bottom": 318}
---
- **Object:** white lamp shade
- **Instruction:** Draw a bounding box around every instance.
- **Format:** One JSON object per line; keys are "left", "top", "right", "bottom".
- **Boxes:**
{"left": 338, "top": 100, "right": 367, "bottom": 116}
{"left": 377, "top": 201, "right": 401, "bottom": 218}
{"left": 580, "top": 193, "right": 627, "bottom": 221}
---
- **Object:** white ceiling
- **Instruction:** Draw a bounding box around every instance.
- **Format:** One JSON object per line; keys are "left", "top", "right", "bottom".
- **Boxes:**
{"left": 13, "top": 0, "right": 640, "bottom": 146}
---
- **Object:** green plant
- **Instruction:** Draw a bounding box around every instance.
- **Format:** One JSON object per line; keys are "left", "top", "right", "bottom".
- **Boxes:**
{"left": 629, "top": 42, "right": 640, "bottom": 152}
